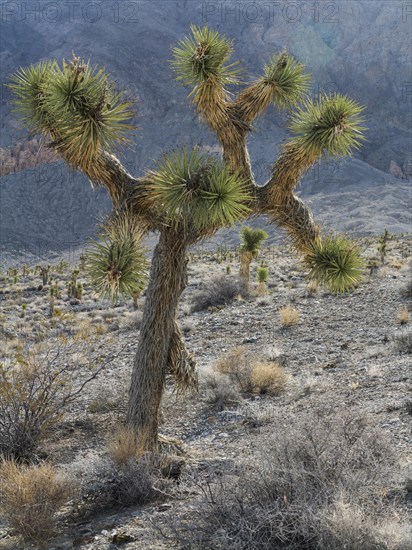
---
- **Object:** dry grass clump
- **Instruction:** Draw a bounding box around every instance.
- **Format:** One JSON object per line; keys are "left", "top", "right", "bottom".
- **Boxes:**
{"left": 0, "top": 461, "right": 71, "bottom": 545}
{"left": 191, "top": 275, "right": 249, "bottom": 312}
{"left": 107, "top": 425, "right": 140, "bottom": 465}
{"left": 215, "top": 347, "right": 287, "bottom": 396}
{"left": 279, "top": 304, "right": 300, "bottom": 327}
{"left": 306, "top": 279, "right": 319, "bottom": 296}
{"left": 250, "top": 361, "right": 287, "bottom": 395}
{"left": 397, "top": 305, "right": 410, "bottom": 325}
{"left": 164, "top": 410, "right": 405, "bottom": 550}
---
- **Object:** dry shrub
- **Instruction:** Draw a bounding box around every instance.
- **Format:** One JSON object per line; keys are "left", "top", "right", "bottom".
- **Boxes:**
{"left": 251, "top": 361, "right": 286, "bottom": 395}
{"left": 0, "top": 461, "right": 70, "bottom": 545}
{"left": 318, "top": 497, "right": 385, "bottom": 549}
{"left": 397, "top": 305, "right": 410, "bottom": 325}
{"left": 279, "top": 304, "right": 300, "bottom": 327}
{"left": 191, "top": 275, "right": 249, "bottom": 312}
{"left": 0, "top": 340, "right": 119, "bottom": 461}
{"left": 107, "top": 425, "right": 140, "bottom": 465}
{"left": 66, "top": 450, "right": 168, "bottom": 514}
{"left": 71, "top": 426, "right": 179, "bottom": 512}
{"left": 215, "top": 347, "right": 286, "bottom": 396}
{"left": 201, "top": 371, "right": 241, "bottom": 411}
{"left": 164, "top": 410, "right": 405, "bottom": 550}
{"left": 215, "top": 346, "right": 254, "bottom": 394}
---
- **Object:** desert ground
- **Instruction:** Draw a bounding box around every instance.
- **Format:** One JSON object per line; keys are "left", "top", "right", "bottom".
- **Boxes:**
{"left": 0, "top": 232, "right": 411, "bottom": 549}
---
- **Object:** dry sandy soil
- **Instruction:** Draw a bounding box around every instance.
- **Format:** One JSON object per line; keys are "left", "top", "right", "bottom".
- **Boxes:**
{"left": 0, "top": 233, "right": 411, "bottom": 549}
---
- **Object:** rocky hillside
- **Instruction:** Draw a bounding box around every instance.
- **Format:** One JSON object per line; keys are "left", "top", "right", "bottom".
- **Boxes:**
{"left": 0, "top": 0, "right": 410, "bottom": 259}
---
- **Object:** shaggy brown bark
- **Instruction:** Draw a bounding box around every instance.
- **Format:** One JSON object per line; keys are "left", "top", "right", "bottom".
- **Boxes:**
{"left": 126, "top": 228, "right": 190, "bottom": 451}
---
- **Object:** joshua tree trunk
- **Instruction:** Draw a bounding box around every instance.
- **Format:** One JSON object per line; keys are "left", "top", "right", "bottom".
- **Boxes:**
{"left": 239, "top": 251, "right": 252, "bottom": 288}
{"left": 126, "top": 227, "right": 189, "bottom": 451}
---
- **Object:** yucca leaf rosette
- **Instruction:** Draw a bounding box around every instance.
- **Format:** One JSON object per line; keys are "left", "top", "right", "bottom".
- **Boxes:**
{"left": 171, "top": 25, "right": 240, "bottom": 88}
{"left": 240, "top": 226, "right": 269, "bottom": 257}
{"left": 289, "top": 93, "right": 366, "bottom": 157}
{"left": 8, "top": 61, "right": 57, "bottom": 134}
{"left": 237, "top": 51, "right": 310, "bottom": 122}
{"left": 142, "top": 148, "right": 251, "bottom": 234}
{"left": 85, "top": 215, "right": 147, "bottom": 302}
{"left": 8, "top": 56, "right": 135, "bottom": 170}
{"left": 304, "top": 234, "right": 364, "bottom": 293}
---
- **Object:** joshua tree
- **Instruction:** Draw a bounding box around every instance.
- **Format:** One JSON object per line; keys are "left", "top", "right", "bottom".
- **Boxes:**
{"left": 256, "top": 266, "right": 269, "bottom": 296}
{"left": 7, "top": 26, "right": 365, "bottom": 451}
{"left": 239, "top": 226, "right": 269, "bottom": 287}
{"left": 36, "top": 265, "right": 50, "bottom": 287}
{"left": 377, "top": 228, "right": 390, "bottom": 265}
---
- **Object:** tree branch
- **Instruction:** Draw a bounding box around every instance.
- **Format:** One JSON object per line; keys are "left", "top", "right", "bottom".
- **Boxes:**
{"left": 167, "top": 321, "right": 198, "bottom": 393}
{"left": 1, "top": 140, "right": 163, "bottom": 231}
{"left": 258, "top": 141, "right": 320, "bottom": 251}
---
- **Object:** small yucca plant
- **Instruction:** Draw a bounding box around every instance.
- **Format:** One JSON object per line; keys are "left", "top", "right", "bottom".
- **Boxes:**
{"left": 256, "top": 266, "right": 269, "bottom": 296}
{"left": 240, "top": 227, "right": 269, "bottom": 256}
{"left": 257, "top": 266, "right": 269, "bottom": 283}
{"left": 86, "top": 215, "right": 147, "bottom": 302}
{"left": 304, "top": 234, "right": 364, "bottom": 293}
{"left": 239, "top": 226, "right": 268, "bottom": 286}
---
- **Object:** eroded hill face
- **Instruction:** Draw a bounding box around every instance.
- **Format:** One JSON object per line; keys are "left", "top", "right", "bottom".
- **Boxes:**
{"left": 0, "top": 0, "right": 410, "bottom": 260}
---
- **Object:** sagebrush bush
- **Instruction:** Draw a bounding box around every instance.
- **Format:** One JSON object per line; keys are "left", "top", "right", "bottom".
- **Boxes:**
{"left": 0, "top": 341, "right": 110, "bottom": 460}
{"left": 66, "top": 450, "right": 163, "bottom": 513}
{"left": 164, "top": 410, "right": 403, "bottom": 550}
{"left": 202, "top": 371, "right": 241, "bottom": 410}
{"left": 0, "top": 461, "right": 71, "bottom": 545}
{"left": 191, "top": 275, "right": 249, "bottom": 311}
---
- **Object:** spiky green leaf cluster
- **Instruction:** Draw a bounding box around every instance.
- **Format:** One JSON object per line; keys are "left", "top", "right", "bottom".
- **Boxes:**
{"left": 8, "top": 56, "right": 135, "bottom": 166}
{"left": 262, "top": 51, "right": 310, "bottom": 109}
{"left": 171, "top": 25, "right": 240, "bottom": 87}
{"left": 304, "top": 234, "right": 364, "bottom": 293}
{"left": 289, "top": 93, "right": 366, "bottom": 157}
{"left": 143, "top": 148, "right": 251, "bottom": 232}
{"left": 257, "top": 266, "right": 269, "bottom": 283}
{"left": 8, "top": 61, "right": 56, "bottom": 134}
{"left": 85, "top": 215, "right": 147, "bottom": 302}
{"left": 240, "top": 226, "right": 269, "bottom": 257}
